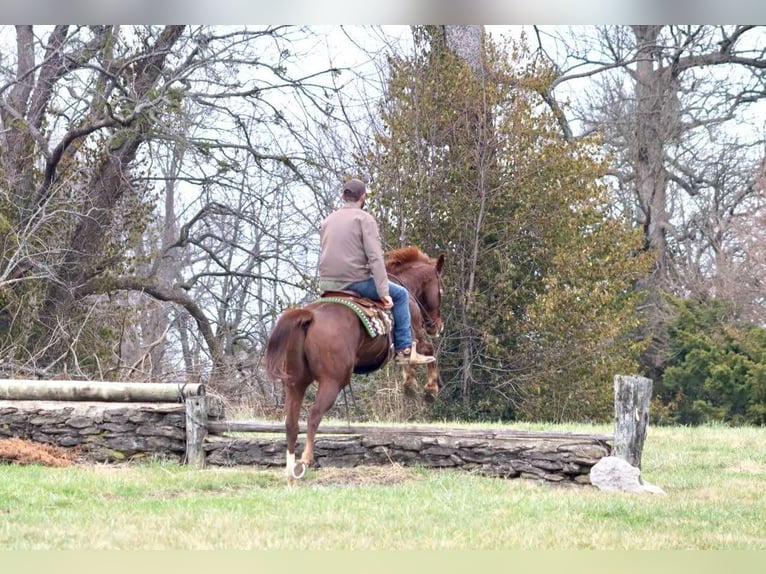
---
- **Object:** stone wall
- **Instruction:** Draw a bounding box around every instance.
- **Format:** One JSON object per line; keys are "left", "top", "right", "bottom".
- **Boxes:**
{"left": 1, "top": 400, "right": 612, "bottom": 484}
{"left": 205, "top": 428, "right": 612, "bottom": 484}
{"left": 0, "top": 400, "right": 187, "bottom": 462}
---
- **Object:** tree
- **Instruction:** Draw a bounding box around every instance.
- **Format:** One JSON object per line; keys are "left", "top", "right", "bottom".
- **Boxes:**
{"left": 0, "top": 25, "right": 350, "bottom": 396}
{"left": 533, "top": 25, "right": 766, "bottom": 375}
{"left": 372, "top": 28, "right": 650, "bottom": 422}
{"left": 654, "top": 296, "right": 766, "bottom": 425}
{"left": 1, "top": 25, "right": 189, "bottom": 373}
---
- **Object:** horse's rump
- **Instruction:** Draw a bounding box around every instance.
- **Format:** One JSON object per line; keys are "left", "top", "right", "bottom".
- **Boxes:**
{"left": 265, "top": 307, "right": 313, "bottom": 382}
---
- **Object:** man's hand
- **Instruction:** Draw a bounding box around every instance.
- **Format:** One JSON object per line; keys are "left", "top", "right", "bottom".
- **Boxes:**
{"left": 381, "top": 295, "right": 394, "bottom": 309}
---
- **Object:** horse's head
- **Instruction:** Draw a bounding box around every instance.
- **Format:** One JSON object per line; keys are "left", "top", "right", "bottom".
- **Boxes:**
{"left": 386, "top": 247, "right": 446, "bottom": 337}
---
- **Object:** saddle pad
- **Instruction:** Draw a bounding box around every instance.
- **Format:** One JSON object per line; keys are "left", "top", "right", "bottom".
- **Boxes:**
{"left": 315, "top": 296, "right": 393, "bottom": 338}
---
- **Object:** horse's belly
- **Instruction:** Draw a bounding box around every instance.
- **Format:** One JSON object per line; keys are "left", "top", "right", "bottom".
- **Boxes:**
{"left": 353, "top": 335, "right": 391, "bottom": 374}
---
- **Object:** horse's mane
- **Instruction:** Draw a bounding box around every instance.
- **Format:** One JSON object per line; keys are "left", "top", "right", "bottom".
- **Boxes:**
{"left": 385, "top": 246, "right": 429, "bottom": 268}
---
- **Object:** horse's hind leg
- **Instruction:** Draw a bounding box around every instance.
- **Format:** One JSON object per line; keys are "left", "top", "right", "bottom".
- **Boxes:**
{"left": 415, "top": 338, "right": 439, "bottom": 403}
{"left": 284, "top": 382, "right": 308, "bottom": 479}
{"left": 300, "top": 378, "right": 345, "bottom": 469}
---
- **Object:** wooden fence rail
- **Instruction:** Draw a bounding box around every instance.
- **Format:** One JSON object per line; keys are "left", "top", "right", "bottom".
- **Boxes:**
{"left": 206, "top": 420, "right": 613, "bottom": 441}
{"left": 0, "top": 379, "right": 204, "bottom": 402}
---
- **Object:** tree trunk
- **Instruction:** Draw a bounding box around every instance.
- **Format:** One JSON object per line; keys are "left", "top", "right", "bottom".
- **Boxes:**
{"left": 631, "top": 25, "right": 672, "bottom": 276}
{"left": 441, "top": 25, "right": 491, "bottom": 407}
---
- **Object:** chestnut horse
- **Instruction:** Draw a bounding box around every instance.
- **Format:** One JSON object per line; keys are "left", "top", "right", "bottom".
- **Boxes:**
{"left": 265, "top": 246, "right": 445, "bottom": 479}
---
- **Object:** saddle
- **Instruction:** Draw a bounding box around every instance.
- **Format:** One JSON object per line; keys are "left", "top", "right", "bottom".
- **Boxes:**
{"left": 316, "top": 290, "right": 393, "bottom": 339}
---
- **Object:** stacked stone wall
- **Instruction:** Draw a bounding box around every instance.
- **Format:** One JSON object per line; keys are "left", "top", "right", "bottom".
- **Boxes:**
{"left": 0, "top": 401, "right": 186, "bottom": 462}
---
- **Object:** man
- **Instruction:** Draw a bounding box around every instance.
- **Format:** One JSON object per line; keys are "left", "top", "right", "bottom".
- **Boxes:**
{"left": 318, "top": 178, "right": 435, "bottom": 365}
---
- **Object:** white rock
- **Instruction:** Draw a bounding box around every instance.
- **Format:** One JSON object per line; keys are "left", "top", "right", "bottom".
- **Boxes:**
{"left": 589, "top": 456, "right": 666, "bottom": 494}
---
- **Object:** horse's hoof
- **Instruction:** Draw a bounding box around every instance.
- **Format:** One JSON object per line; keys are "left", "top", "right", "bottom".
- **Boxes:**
{"left": 423, "top": 387, "right": 438, "bottom": 404}
{"left": 403, "top": 382, "right": 418, "bottom": 399}
{"left": 290, "top": 461, "right": 307, "bottom": 480}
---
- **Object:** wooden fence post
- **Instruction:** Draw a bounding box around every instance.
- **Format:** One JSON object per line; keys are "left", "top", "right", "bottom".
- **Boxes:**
{"left": 184, "top": 392, "right": 208, "bottom": 468}
{"left": 613, "top": 375, "right": 653, "bottom": 469}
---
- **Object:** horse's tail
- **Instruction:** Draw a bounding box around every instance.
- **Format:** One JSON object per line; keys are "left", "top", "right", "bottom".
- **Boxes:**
{"left": 265, "top": 307, "right": 314, "bottom": 383}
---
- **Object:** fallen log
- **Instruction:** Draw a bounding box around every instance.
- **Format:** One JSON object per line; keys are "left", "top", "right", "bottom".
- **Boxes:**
{"left": 207, "top": 419, "right": 612, "bottom": 440}
{"left": 0, "top": 379, "right": 204, "bottom": 403}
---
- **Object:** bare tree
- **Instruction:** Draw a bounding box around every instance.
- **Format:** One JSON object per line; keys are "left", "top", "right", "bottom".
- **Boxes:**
{"left": 1, "top": 25, "right": 190, "bottom": 371}
{"left": 0, "top": 25, "right": 362, "bottom": 393}
{"left": 534, "top": 25, "right": 765, "bottom": 275}
{"left": 528, "top": 25, "right": 766, "bottom": 375}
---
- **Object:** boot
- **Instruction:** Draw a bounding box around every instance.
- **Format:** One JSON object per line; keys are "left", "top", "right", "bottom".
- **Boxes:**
{"left": 395, "top": 343, "right": 436, "bottom": 365}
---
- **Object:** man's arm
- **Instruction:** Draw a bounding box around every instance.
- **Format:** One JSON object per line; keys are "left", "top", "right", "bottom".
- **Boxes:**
{"left": 361, "top": 214, "right": 390, "bottom": 299}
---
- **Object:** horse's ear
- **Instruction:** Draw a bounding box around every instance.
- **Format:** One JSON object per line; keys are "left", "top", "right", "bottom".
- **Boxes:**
{"left": 435, "top": 253, "right": 445, "bottom": 274}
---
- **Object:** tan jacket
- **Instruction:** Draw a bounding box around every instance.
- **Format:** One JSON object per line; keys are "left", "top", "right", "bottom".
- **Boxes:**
{"left": 318, "top": 202, "right": 389, "bottom": 298}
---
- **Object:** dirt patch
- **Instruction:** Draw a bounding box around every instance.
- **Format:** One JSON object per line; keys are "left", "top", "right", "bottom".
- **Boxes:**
{"left": 0, "top": 438, "right": 76, "bottom": 467}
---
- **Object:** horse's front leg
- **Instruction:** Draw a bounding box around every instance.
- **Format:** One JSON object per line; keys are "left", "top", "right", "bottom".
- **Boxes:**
{"left": 423, "top": 361, "right": 440, "bottom": 403}
{"left": 402, "top": 361, "right": 439, "bottom": 402}
{"left": 414, "top": 338, "right": 439, "bottom": 402}
{"left": 402, "top": 364, "right": 418, "bottom": 398}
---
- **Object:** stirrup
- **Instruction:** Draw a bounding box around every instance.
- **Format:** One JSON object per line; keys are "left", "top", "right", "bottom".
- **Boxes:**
{"left": 395, "top": 344, "right": 436, "bottom": 365}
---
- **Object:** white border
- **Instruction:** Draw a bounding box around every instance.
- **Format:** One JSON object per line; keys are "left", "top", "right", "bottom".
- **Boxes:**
{"left": 3, "top": 1, "right": 765, "bottom": 25}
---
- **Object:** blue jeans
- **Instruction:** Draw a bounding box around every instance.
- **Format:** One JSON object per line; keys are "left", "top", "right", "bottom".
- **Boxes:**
{"left": 345, "top": 277, "right": 412, "bottom": 352}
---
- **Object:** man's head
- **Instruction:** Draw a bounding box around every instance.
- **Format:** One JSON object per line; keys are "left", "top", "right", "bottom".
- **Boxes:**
{"left": 342, "top": 178, "right": 366, "bottom": 203}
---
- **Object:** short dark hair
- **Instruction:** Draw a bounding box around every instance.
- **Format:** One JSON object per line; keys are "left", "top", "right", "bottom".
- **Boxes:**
{"left": 342, "top": 178, "right": 366, "bottom": 201}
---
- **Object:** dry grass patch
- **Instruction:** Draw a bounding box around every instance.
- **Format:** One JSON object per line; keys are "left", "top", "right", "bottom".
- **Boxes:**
{"left": 307, "top": 463, "right": 422, "bottom": 486}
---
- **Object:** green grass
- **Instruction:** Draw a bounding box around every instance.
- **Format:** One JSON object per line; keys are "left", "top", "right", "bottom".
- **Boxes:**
{"left": 0, "top": 423, "right": 764, "bottom": 549}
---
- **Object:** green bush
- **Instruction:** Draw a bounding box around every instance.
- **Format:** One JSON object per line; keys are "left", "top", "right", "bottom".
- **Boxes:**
{"left": 653, "top": 297, "right": 766, "bottom": 426}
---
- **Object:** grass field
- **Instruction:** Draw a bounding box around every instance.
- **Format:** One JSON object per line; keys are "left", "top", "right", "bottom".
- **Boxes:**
{"left": 0, "top": 423, "right": 764, "bottom": 550}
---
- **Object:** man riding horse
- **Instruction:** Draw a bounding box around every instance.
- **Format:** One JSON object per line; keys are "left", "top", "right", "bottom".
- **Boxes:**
{"left": 318, "top": 177, "right": 435, "bottom": 366}
{"left": 265, "top": 178, "right": 444, "bottom": 479}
